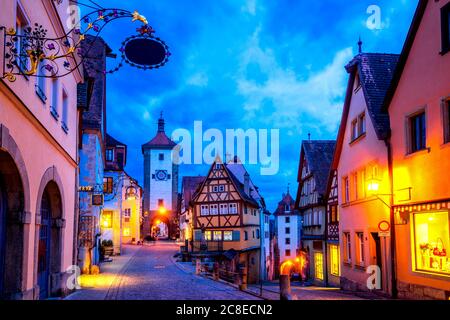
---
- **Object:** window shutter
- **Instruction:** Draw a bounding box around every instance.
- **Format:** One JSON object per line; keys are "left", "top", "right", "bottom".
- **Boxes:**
{"left": 232, "top": 231, "right": 240, "bottom": 241}
{"left": 194, "top": 230, "right": 202, "bottom": 241}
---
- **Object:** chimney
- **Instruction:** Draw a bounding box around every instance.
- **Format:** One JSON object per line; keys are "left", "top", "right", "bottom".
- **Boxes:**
{"left": 244, "top": 172, "right": 250, "bottom": 195}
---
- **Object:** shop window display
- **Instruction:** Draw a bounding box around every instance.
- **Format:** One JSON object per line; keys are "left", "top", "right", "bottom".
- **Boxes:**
{"left": 413, "top": 211, "right": 450, "bottom": 275}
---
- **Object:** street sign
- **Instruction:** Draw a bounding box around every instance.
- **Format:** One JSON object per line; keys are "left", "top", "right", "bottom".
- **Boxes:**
{"left": 378, "top": 231, "right": 391, "bottom": 237}
{"left": 78, "top": 186, "right": 94, "bottom": 192}
{"left": 92, "top": 194, "right": 104, "bottom": 206}
{"left": 378, "top": 220, "right": 391, "bottom": 237}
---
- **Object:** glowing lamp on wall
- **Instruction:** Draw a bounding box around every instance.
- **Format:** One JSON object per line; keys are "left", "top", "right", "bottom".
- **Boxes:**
{"left": 367, "top": 177, "right": 381, "bottom": 195}
{"left": 158, "top": 206, "right": 167, "bottom": 214}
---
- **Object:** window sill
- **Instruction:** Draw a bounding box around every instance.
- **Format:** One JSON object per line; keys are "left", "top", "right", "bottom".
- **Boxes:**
{"left": 349, "top": 133, "right": 366, "bottom": 146}
{"left": 50, "top": 107, "right": 59, "bottom": 121}
{"left": 61, "top": 121, "right": 69, "bottom": 134}
{"left": 439, "top": 47, "right": 450, "bottom": 56}
{"left": 354, "top": 264, "right": 366, "bottom": 271}
{"left": 343, "top": 261, "right": 352, "bottom": 268}
{"left": 35, "top": 85, "right": 47, "bottom": 103}
{"left": 405, "top": 147, "right": 430, "bottom": 159}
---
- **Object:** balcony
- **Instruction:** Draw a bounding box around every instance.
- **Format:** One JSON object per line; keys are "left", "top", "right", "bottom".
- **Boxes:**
{"left": 191, "top": 241, "right": 224, "bottom": 253}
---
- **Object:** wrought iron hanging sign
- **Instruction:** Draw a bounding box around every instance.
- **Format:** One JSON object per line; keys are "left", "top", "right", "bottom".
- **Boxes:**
{"left": 1, "top": 6, "right": 170, "bottom": 82}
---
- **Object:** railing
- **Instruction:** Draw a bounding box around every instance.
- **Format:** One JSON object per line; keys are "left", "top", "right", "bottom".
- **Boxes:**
{"left": 191, "top": 241, "right": 224, "bottom": 253}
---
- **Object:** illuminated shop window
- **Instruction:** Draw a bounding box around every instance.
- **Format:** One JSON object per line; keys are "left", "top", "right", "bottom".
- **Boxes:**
{"left": 213, "top": 231, "right": 222, "bottom": 241}
{"left": 223, "top": 231, "right": 233, "bottom": 241}
{"left": 101, "top": 211, "right": 113, "bottom": 229}
{"left": 204, "top": 231, "right": 212, "bottom": 241}
{"left": 123, "top": 228, "right": 130, "bottom": 236}
{"left": 314, "top": 252, "right": 324, "bottom": 281}
{"left": 413, "top": 211, "right": 450, "bottom": 276}
{"left": 330, "top": 245, "right": 340, "bottom": 276}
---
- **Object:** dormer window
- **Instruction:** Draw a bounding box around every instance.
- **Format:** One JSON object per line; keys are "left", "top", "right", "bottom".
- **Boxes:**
{"left": 284, "top": 204, "right": 290, "bottom": 212}
{"left": 215, "top": 163, "right": 221, "bottom": 170}
{"left": 106, "top": 148, "right": 114, "bottom": 162}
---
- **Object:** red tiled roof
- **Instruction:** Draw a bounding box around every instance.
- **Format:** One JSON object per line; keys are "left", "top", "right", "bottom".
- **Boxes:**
{"left": 142, "top": 131, "right": 176, "bottom": 149}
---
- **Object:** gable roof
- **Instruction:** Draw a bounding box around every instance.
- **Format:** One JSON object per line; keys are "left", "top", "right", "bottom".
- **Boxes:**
{"left": 331, "top": 52, "right": 400, "bottom": 170}
{"left": 345, "top": 53, "right": 400, "bottom": 140}
{"left": 274, "top": 192, "right": 296, "bottom": 215}
{"left": 298, "top": 140, "right": 336, "bottom": 198}
{"left": 226, "top": 158, "right": 265, "bottom": 208}
{"left": 106, "top": 133, "right": 126, "bottom": 148}
{"left": 142, "top": 131, "right": 177, "bottom": 150}
{"left": 181, "top": 176, "right": 206, "bottom": 207}
{"left": 383, "top": 0, "right": 428, "bottom": 111}
{"left": 192, "top": 159, "right": 261, "bottom": 207}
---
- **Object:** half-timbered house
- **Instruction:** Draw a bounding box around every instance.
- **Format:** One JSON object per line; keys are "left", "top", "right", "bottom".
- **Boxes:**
{"left": 191, "top": 158, "right": 263, "bottom": 284}
{"left": 325, "top": 168, "right": 340, "bottom": 287}
{"left": 296, "top": 140, "right": 335, "bottom": 286}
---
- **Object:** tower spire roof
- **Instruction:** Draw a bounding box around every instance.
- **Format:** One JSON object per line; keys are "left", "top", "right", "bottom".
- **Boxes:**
{"left": 141, "top": 113, "right": 176, "bottom": 151}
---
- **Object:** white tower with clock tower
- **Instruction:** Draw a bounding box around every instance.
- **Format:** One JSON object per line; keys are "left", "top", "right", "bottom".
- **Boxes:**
{"left": 142, "top": 113, "right": 178, "bottom": 238}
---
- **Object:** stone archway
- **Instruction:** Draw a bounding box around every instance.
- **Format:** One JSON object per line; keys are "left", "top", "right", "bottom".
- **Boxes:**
{"left": 0, "top": 124, "right": 31, "bottom": 300}
{"left": 34, "top": 167, "right": 65, "bottom": 299}
{"left": 150, "top": 215, "right": 170, "bottom": 239}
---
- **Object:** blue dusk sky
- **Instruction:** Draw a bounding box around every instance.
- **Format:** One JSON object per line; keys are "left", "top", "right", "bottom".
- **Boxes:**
{"left": 81, "top": 0, "right": 418, "bottom": 211}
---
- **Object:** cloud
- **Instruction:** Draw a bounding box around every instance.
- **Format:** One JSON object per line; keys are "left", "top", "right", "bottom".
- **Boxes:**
{"left": 236, "top": 28, "right": 353, "bottom": 135}
{"left": 241, "top": 0, "right": 257, "bottom": 15}
{"left": 186, "top": 72, "right": 209, "bottom": 87}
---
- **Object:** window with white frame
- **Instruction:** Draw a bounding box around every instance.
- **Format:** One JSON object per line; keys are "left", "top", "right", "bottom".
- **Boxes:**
{"left": 50, "top": 78, "right": 59, "bottom": 118}
{"left": 350, "top": 112, "right": 366, "bottom": 142}
{"left": 356, "top": 232, "right": 365, "bottom": 266}
{"left": 200, "top": 205, "right": 209, "bottom": 216}
{"left": 219, "top": 203, "right": 228, "bottom": 215}
{"left": 343, "top": 232, "right": 351, "bottom": 264}
{"left": 210, "top": 204, "right": 218, "bottom": 215}
{"left": 61, "top": 88, "right": 68, "bottom": 132}
{"left": 223, "top": 231, "right": 233, "bottom": 241}
{"left": 213, "top": 231, "right": 222, "bottom": 241}
{"left": 229, "top": 203, "right": 237, "bottom": 214}
{"left": 219, "top": 185, "right": 225, "bottom": 192}
{"left": 15, "top": 3, "right": 29, "bottom": 72}
{"left": 343, "top": 176, "right": 350, "bottom": 203}
{"left": 36, "top": 64, "right": 47, "bottom": 103}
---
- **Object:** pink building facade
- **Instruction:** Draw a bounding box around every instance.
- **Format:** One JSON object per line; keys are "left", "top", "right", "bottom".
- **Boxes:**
{"left": 333, "top": 52, "right": 399, "bottom": 296}
{"left": 0, "top": 0, "right": 82, "bottom": 299}
{"left": 385, "top": 0, "right": 450, "bottom": 299}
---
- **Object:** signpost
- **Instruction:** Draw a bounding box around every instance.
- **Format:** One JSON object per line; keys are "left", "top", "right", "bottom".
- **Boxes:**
{"left": 378, "top": 220, "right": 391, "bottom": 237}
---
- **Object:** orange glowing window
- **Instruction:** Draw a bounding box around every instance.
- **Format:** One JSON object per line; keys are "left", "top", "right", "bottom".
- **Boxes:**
{"left": 123, "top": 228, "right": 130, "bottom": 237}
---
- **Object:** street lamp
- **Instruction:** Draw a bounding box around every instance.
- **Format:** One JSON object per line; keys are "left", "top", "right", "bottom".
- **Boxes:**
{"left": 158, "top": 206, "right": 167, "bottom": 214}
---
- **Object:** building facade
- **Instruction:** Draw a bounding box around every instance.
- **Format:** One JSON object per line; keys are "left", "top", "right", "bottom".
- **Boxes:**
{"left": 179, "top": 176, "right": 205, "bottom": 242}
{"left": 325, "top": 168, "right": 340, "bottom": 287}
{"left": 333, "top": 52, "right": 399, "bottom": 296}
{"left": 274, "top": 191, "right": 299, "bottom": 274}
{"left": 102, "top": 134, "right": 141, "bottom": 254}
{"left": 78, "top": 36, "right": 112, "bottom": 274}
{"left": 384, "top": 0, "right": 450, "bottom": 300}
{"left": 296, "top": 140, "right": 335, "bottom": 286}
{"left": 0, "top": 0, "right": 82, "bottom": 299}
{"left": 191, "top": 159, "right": 263, "bottom": 284}
{"left": 142, "top": 114, "right": 178, "bottom": 239}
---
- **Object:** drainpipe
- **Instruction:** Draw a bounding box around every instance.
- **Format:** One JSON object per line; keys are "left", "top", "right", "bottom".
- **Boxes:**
{"left": 385, "top": 137, "right": 398, "bottom": 299}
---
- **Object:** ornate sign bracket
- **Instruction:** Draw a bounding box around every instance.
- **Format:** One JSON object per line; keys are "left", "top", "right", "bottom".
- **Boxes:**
{"left": 1, "top": 7, "right": 170, "bottom": 82}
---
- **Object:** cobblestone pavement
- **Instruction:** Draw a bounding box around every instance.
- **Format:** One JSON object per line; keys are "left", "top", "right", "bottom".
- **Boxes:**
{"left": 66, "top": 242, "right": 260, "bottom": 300}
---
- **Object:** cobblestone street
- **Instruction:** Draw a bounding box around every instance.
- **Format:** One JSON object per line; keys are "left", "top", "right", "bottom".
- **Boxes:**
{"left": 66, "top": 242, "right": 260, "bottom": 300}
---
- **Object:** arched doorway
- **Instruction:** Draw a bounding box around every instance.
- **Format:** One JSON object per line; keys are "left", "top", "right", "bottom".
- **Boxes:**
{"left": 150, "top": 215, "right": 170, "bottom": 239}
{"left": 0, "top": 150, "right": 25, "bottom": 299}
{"left": 37, "top": 181, "right": 62, "bottom": 299}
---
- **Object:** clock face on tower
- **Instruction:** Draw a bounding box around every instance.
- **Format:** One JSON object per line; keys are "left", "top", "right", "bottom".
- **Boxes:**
{"left": 155, "top": 170, "right": 168, "bottom": 181}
